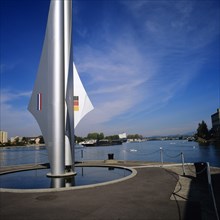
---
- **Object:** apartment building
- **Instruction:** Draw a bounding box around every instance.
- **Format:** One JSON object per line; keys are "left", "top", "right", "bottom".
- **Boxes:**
{"left": 0, "top": 131, "right": 8, "bottom": 143}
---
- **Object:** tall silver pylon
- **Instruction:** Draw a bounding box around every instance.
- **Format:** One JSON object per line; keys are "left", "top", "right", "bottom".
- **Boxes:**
{"left": 28, "top": 0, "right": 74, "bottom": 177}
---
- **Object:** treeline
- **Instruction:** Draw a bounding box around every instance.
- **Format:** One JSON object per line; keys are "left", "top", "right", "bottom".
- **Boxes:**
{"left": 0, "top": 136, "right": 45, "bottom": 147}
{"left": 127, "top": 134, "right": 143, "bottom": 139}
{"left": 195, "top": 120, "right": 219, "bottom": 142}
{"left": 1, "top": 133, "right": 145, "bottom": 147}
{"left": 75, "top": 132, "right": 119, "bottom": 143}
{"left": 75, "top": 133, "right": 143, "bottom": 143}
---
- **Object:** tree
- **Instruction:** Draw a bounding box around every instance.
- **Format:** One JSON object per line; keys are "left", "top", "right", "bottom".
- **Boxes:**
{"left": 14, "top": 137, "right": 20, "bottom": 145}
{"left": 105, "top": 135, "right": 119, "bottom": 141}
{"left": 39, "top": 136, "right": 45, "bottom": 144}
{"left": 127, "top": 134, "right": 143, "bottom": 140}
{"left": 98, "top": 133, "right": 104, "bottom": 140}
{"left": 87, "top": 133, "right": 97, "bottom": 140}
{"left": 196, "top": 120, "right": 210, "bottom": 140}
{"left": 87, "top": 132, "right": 104, "bottom": 140}
{"left": 75, "top": 135, "right": 84, "bottom": 143}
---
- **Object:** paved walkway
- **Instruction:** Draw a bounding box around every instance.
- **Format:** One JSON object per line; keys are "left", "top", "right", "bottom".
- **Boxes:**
{"left": 0, "top": 162, "right": 219, "bottom": 220}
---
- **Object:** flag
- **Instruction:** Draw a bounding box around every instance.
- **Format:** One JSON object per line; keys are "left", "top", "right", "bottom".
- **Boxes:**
{"left": 74, "top": 96, "right": 79, "bottom": 111}
{"left": 37, "top": 93, "right": 42, "bottom": 111}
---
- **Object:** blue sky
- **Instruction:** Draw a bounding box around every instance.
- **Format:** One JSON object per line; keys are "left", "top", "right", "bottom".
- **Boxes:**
{"left": 0, "top": 0, "right": 220, "bottom": 138}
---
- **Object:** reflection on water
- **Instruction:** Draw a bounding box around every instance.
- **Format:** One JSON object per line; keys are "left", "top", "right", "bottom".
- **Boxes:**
{"left": 50, "top": 176, "right": 75, "bottom": 188}
{"left": 0, "top": 167, "right": 131, "bottom": 189}
{"left": 0, "top": 140, "right": 220, "bottom": 168}
{"left": 77, "top": 140, "right": 220, "bottom": 167}
{"left": 0, "top": 146, "right": 48, "bottom": 166}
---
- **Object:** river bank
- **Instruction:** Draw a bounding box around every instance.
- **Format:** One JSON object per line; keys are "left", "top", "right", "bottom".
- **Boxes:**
{"left": 197, "top": 137, "right": 220, "bottom": 146}
{"left": 0, "top": 144, "right": 45, "bottom": 148}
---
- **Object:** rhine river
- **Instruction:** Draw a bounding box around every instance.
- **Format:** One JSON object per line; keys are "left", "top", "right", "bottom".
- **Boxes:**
{"left": 1, "top": 140, "right": 220, "bottom": 167}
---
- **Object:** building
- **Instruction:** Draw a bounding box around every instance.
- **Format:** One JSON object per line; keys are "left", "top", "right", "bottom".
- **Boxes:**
{"left": 10, "top": 136, "right": 22, "bottom": 143}
{"left": 0, "top": 131, "right": 8, "bottom": 143}
{"left": 211, "top": 108, "right": 220, "bottom": 139}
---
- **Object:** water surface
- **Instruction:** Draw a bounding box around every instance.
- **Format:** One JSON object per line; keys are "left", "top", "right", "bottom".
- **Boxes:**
{"left": 1, "top": 140, "right": 220, "bottom": 167}
{"left": 0, "top": 166, "right": 131, "bottom": 189}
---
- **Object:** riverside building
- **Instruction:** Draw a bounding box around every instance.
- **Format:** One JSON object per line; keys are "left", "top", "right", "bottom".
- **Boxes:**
{"left": 211, "top": 108, "right": 220, "bottom": 139}
{"left": 0, "top": 131, "right": 8, "bottom": 143}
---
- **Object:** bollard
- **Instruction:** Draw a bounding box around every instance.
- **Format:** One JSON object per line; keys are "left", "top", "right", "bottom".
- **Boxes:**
{"left": 108, "top": 153, "right": 114, "bottom": 160}
{"left": 207, "top": 162, "right": 219, "bottom": 220}
{"left": 181, "top": 152, "right": 185, "bottom": 176}
{"left": 207, "top": 162, "right": 211, "bottom": 185}
{"left": 194, "top": 162, "right": 208, "bottom": 182}
{"left": 160, "top": 147, "right": 163, "bottom": 167}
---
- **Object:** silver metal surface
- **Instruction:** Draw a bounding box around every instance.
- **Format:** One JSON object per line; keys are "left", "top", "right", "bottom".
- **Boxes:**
{"left": 64, "top": 0, "right": 74, "bottom": 169}
{"left": 51, "top": 0, "right": 65, "bottom": 176}
{"left": 28, "top": 0, "right": 66, "bottom": 176}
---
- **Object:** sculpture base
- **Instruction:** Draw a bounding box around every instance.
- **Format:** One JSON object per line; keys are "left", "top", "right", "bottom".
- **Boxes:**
{"left": 47, "top": 171, "right": 77, "bottom": 178}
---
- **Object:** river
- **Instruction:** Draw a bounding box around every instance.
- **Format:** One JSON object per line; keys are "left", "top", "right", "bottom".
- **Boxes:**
{"left": 1, "top": 140, "right": 220, "bottom": 167}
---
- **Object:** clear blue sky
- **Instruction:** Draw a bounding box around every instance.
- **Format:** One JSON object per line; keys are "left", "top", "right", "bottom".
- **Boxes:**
{"left": 1, "top": 0, "right": 220, "bottom": 138}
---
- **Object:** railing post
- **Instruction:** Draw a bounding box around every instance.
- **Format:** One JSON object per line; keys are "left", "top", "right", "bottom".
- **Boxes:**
{"left": 160, "top": 147, "right": 163, "bottom": 167}
{"left": 206, "top": 162, "right": 219, "bottom": 220}
{"left": 81, "top": 149, "right": 84, "bottom": 163}
{"left": 181, "top": 152, "right": 185, "bottom": 176}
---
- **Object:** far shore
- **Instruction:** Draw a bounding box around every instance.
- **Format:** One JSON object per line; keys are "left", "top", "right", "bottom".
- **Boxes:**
{"left": 0, "top": 144, "right": 46, "bottom": 148}
{"left": 1, "top": 138, "right": 220, "bottom": 148}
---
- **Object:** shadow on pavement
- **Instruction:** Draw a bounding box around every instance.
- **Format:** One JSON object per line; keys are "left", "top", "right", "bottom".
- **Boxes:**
{"left": 171, "top": 162, "right": 219, "bottom": 220}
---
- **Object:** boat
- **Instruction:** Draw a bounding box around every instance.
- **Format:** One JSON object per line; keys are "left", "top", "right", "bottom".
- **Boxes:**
{"left": 97, "top": 139, "right": 123, "bottom": 146}
{"left": 80, "top": 139, "right": 123, "bottom": 147}
{"left": 119, "top": 132, "right": 127, "bottom": 142}
{"left": 79, "top": 140, "right": 97, "bottom": 147}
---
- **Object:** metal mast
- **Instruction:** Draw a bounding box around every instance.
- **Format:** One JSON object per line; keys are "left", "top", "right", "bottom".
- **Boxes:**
{"left": 28, "top": 0, "right": 75, "bottom": 177}
{"left": 49, "top": 0, "right": 65, "bottom": 177}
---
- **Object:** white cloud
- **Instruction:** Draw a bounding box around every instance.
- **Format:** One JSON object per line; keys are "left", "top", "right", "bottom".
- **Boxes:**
{"left": 74, "top": 0, "right": 220, "bottom": 136}
{"left": 1, "top": 0, "right": 219, "bottom": 137}
{"left": 121, "top": 0, "right": 220, "bottom": 50}
{"left": 0, "top": 61, "right": 22, "bottom": 74}
{"left": 74, "top": 37, "right": 153, "bottom": 130}
{"left": 0, "top": 90, "right": 41, "bottom": 137}
{"left": 1, "top": 90, "right": 31, "bottom": 103}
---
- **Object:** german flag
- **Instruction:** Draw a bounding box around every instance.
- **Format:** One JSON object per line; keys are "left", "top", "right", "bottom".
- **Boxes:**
{"left": 74, "top": 96, "right": 79, "bottom": 111}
